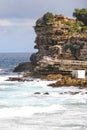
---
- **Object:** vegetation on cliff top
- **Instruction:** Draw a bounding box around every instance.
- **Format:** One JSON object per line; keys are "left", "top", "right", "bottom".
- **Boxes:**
{"left": 73, "top": 8, "right": 87, "bottom": 33}
{"left": 36, "top": 12, "right": 54, "bottom": 26}
{"left": 36, "top": 8, "right": 87, "bottom": 33}
{"left": 73, "top": 8, "right": 87, "bottom": 26}
{"left": 43, "top": 12, "right": 54, "bottom": 25}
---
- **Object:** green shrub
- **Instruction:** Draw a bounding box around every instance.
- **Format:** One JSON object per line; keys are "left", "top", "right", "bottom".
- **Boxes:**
{"left": 81, "top": 26, "right": 87, "bottom": 32}
{"left": 43, "top": 12, "right": 54, "bottom": 25}
{"left": 73, "top": 8, "right": 87, "bottom": 26}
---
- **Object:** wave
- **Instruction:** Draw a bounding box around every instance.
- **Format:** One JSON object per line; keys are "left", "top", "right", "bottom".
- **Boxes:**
{"left": 0, "top": 68, "right": 6, "bottom": 73}
{"left": 0, "top": 68, "right": 12, "bottom": 75}
{"left": 0, "top": 104, "right": 65, "bottom": 118}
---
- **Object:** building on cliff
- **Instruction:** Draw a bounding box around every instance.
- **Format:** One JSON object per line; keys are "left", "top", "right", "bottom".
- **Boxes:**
{"left": 72, "top": 70, "right": 85, "bottom": 79}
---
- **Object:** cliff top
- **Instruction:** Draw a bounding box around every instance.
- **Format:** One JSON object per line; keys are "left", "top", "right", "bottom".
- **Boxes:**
{"left": 35, "top": 12, "right": 87, "bottom": 36}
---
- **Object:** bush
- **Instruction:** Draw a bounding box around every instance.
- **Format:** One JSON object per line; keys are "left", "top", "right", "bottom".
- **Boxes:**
{"left": 43, "top": 12, "right": 54, "bottom": 25}
{"left": 81, "top": 26, "right": 87, "bottom": 32}
{"left": 73, "top": 8, "right": 87, "bottom": 26}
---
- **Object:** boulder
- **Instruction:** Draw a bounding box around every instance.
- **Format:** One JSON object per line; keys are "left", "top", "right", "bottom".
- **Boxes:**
{"left": 48, "top": 75, "right": 87, "bottom": 88}
{"left": 34, "top": 92, "right": 41, "bottom": 95}
{"left": 13, "top": 62, "right": 33, "bottom": 72}
{"left": 6, "top": 77, "right": 34, "bottom": 82}
{"left": 43, "top": 92, "right": 49, "bottom": 95}
{"left": 7, "top": 77, "right": 25, "bottom": 82}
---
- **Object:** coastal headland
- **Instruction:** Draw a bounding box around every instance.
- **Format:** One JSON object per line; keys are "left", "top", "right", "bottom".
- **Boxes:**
{"left": 13, "top": 10, "right": 87, "bottom": 88}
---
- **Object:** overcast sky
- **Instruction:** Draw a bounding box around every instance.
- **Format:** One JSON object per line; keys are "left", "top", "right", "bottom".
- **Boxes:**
{"left": 0, "top": 0, "right": 87, "bottom": 52}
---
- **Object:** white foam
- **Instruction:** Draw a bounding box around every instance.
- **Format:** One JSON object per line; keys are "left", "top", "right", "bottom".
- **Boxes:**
{"left": 0, "top": 68, "right": 7, "bottom": 73}
{"left": 0, "top": 76, "right": 8, "bottom": 82}
{"left": 0, "top": 69, "right": 4, "bottom": 71}
{"left": 0, "top": 104, "right": 65, "bottom": 118}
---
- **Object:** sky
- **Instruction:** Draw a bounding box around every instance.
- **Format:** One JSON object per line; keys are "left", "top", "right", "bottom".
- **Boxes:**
{"left": 0, "top": 0, "right": 87, "bottom": 52}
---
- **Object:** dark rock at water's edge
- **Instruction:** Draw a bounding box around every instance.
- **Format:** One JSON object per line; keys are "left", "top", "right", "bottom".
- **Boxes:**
{"left": 34, "top": 92, "right": 49, "bottom": 95}
{"left": 34, "top": 92, "right": 41, "bottom": 95}
{"left": 6, "top": 77, "right": 34, "bottom": 82}
{"left": 43, "top": 92, "right": 49, "bottom": 95}
{"left": 13, "top": 62, "right": 33, "bottom": 72}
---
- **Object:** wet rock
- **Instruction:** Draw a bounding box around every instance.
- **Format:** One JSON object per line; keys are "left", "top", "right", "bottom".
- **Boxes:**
{"left": 69, "top": 91, "right": 80, "bottom": 95}
{"left": 59, "top": 92, "right": 63, "bottom": 94}
{"left": 48, "top": 75, "right": 87, "bottom": 88}
{"left": 7, "top": 77, "right": 25, "bottom": 82}
{"left": 13, "top": 62, "right": 33, "bottom": 72}
{"left": 43, "top": 92, "right": 49, "bottom": 95}
{"left": 59, "top": 91, "right": 80, "bottom": 95}
{"left": 34, "top": 92, "right": 41, "bottom": 95}
{"left": 6, "top": 77, "right": 34, "bottom": 82}
{"left": 64, "top": 92, "right": 68, "bottom": 94}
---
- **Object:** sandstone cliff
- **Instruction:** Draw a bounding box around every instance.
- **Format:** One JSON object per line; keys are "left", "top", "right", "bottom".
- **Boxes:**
{"left": 14, "top": 13, "right": 87, "bottom": 76}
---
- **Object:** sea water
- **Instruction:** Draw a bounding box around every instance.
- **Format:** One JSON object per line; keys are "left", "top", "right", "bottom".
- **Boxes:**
{"left": 0, "top": 53, "right": 87, "bottom": 130}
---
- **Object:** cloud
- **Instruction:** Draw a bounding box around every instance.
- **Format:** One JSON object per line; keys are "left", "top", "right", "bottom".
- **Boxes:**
{"left": 0, "top": 20, "right": 13, "bottom": 27}
{"left": 0, "top": 0, "right": 86, "bottom": 19}
{"left": 0, "top": 0, "right": 86, "bottom": 52}
{"left": 0, "top": 18, "right": 36, "bottom": 38}
{"left": 0, "top": 19, "right": 35, "bottom": 27}
{"left": 0, "top": 18, "right": 36, "bottom": 52}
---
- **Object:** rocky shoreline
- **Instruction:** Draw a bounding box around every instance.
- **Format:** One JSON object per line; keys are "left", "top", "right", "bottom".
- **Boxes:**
{"left": 7, "top": 73, "right": 87, "bottom": 89}
{"left": 47, "top": 75, "right": 87, "bottom": 88}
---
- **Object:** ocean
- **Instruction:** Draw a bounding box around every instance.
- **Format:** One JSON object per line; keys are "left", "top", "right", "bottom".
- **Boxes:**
{"left": 0, "top": 53, "right": 87, "bottom": 130}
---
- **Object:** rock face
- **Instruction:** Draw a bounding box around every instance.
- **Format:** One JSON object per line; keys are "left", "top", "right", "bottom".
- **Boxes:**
{"left": 14, "top": 13, "right": 87, "bottom": 76}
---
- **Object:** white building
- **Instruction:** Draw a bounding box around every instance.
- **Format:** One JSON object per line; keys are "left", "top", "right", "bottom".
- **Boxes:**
{"left": 72, "top": 70, "right": 85, "bottom": 79}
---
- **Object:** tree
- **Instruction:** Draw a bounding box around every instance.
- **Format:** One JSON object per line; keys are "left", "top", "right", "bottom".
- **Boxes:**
{"left": 73, "top": 8, "right": 87, "bottom": 26}
{"left": 43, "top": 12, "right": 54, "bottom": 25}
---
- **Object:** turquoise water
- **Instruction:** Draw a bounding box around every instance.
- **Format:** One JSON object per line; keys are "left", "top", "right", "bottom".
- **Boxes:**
{"left": 0, "top": 53, "right": 87, "bottom": 130}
